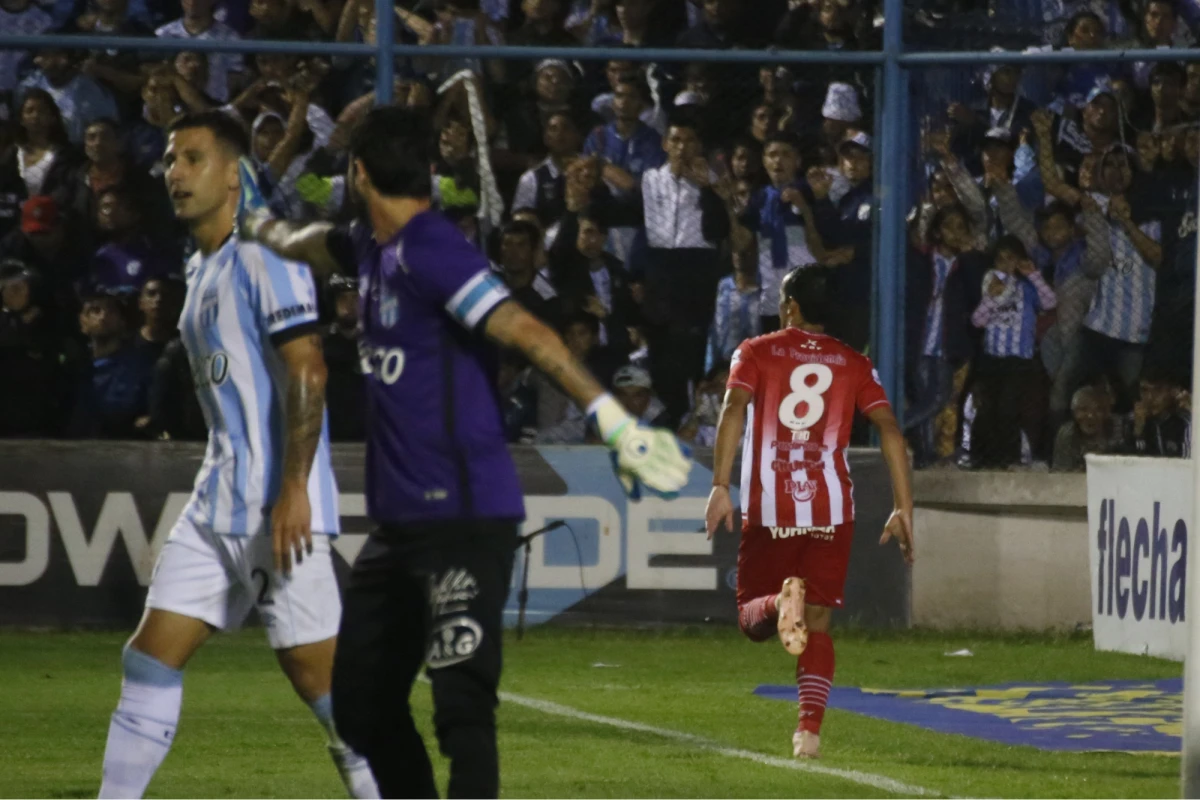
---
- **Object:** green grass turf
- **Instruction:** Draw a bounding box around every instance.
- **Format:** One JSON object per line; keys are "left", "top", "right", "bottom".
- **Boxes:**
{"left": 0, "top": 627, "right": 1183, "bottom": 798}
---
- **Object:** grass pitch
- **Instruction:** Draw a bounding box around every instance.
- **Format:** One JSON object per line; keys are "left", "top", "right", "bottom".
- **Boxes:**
{"left": 0, "top": 627, "right": 1182, "bottom": 798}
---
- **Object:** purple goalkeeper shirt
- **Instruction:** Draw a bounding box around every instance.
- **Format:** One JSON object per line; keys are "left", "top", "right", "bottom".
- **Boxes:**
{"left": 334, "top": 213, "right": 525, "bottom": 525}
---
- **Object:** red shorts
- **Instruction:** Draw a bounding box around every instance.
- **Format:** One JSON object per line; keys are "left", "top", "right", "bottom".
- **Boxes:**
{"left": 736, "top": 521, "right": 855, "bottom": 609}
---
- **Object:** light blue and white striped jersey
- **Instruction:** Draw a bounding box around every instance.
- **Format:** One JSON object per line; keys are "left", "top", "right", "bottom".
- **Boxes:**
{"left": 1084, "top": 205, "right": 1160, "bottom": 344}
{"left": 178, "top": 236, "right": 339, "bottom": 536}
{"left": 921, "top": 251, "right": 955, "bottom": 358}
{"left": 972, "top": 270, "right": 1057, "bottom": 359}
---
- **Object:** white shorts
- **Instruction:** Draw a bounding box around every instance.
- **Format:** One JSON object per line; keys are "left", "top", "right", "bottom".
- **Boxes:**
{"left": 145, "top": 515, "right": 342, "bottom": 650}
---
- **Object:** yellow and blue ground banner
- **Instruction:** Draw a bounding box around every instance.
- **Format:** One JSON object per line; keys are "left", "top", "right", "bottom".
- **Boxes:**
{"left": 754, "top": 679, "right": 1181, "bottom": 753}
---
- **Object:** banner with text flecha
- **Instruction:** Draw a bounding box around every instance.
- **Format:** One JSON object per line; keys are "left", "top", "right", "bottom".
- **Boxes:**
{"left": 0, "top": 442, "right": 907, "bottom": 631}
{"left": 1086, "top": 455, "right": 1190, "bottom": 661}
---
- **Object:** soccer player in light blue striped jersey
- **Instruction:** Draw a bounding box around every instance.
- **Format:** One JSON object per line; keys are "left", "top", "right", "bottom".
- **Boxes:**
{"left": 98, "top": 111, "right": 378, "bottom": 800}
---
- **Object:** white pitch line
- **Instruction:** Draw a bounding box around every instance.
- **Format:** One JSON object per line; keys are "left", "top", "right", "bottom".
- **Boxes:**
{"left": 499, "top": 689, "right": 945, "bottom": 798}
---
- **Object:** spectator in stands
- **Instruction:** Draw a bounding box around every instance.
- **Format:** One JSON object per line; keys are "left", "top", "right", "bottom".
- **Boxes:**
{"left": 0, "top": 259, "right": 64, "bottom": 437}
{"left": 804, "top": 132, "right": 874, "bottom": 350}
{"left": 0, "top": 0, "right": 54, "bottom": 99}
{"left": 65, "top": 118, "right": 169, "bottom": 242}
{"left": 677, "top": 364, "right": 727, "bottom": 447}
{"left": 583, "top": 75, "right": 663, "bottom": 189}
{"left": 132, "top": 277, "right": 184, "bottom": 363}
{"left": 591, "top": 60, "right": 665, "bottom": 135}
{"left": 1052, "top": 383, "right": 1121, "bottom": 470}
{"left": 707, "top": 240, "right": 760, "bottom": 371}
{"left": 498, "top": 219, "right": 561, "bottom": 325}
{"left": 733, "top": 132, "right": 816, "bottom": 332}
{"left": 1131, "top": 0, "right": 1193, "bottom": 89}
{"left": 948, "top": 60, "right": 1036, "bottom": 168}
{"left": 89, "top": 186, "right": 175, "bottom": 295}
{"left": 729, "top": 136, "right": 764, "bottom": 187}
{"left": 323, "top": 275, "right": 366, "bottom": 442}
{"left": 968, "top": 236, "right": 1057, "bottom": 468}
{"left": 498, "top": 352, "right": 539, "bottom": 444}
{"left": 16, "top": 49, "right": 119, "bottom": 146}
{"left": 66, "top": 289, "right": 153, "bottom": 439}
{"left": 6, "top": 90, "right": 75, "bottom": 199}
{"left": 1125, "top": 365, "right": 1192, "bottom": 457}
{"left": 155, "top": 0, "right": 243, "bottom": 102}
{"left": 905, "top": 204, "right": 986, "bottom": 467}
{"left": 147, "top": 337, "right": 206, "bottom": 441}
{"left": 432, "top": 117, "right": 482, "bottom": 212}
{"left": 548, "top": 208, "right": 637, "bottom": 359}
{"left": 819, "top": 82, "right": 863, "bottom": 153}
{"left": 1, "top": 196, "right": 90, "bottom": 323}
{"left": 535, "top": 314, "right": 616, "bottom": 443}
{"left": 512, "top": 110, "right": 583, "bottom": 222}
{"left": 611, "top": 363, "right": 671, "bottom": 427}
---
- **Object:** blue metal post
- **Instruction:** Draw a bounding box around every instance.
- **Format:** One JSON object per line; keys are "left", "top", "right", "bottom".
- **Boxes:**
{"left": 875, "top": 0, "right": 909, "bottom": 421}
{"left": 375, "top": 0, "right": 395, "bottom": 105}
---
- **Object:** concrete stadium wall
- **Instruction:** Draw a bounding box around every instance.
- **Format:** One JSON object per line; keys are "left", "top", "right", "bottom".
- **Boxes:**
{"left": 912, "top": 470, "right": 1091, "bottom": 631}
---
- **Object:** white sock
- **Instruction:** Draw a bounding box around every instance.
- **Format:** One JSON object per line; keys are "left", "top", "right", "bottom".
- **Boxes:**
{"left": 99, "top": 647, "right": 183, "bottom": 799}
{"left": 309, "top": 694, "right": 380, "bottom": 799}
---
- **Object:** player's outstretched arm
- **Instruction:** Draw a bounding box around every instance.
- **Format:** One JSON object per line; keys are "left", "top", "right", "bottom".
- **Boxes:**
{"left": 484, "top": 301, "right": 691, "bottom": 496}
{"left": 273, "top": 333, "right": 328, "bottom": 576}
{"left": 236, "top": 157, "right": 342, "bottom": 278}
{"left": 705, "top": 386, "right": 750, "bottom": 540}
{"left": 867, "top": 406, "right": 915, "bottom": 565}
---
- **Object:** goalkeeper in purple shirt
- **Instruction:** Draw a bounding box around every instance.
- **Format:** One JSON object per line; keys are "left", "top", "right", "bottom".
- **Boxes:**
{"left": 236, "top": 106, "right": 691, "bottom": 799}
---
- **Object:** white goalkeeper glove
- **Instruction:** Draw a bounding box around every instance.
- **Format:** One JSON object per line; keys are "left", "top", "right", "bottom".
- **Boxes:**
{"left": 589, "top": 394, "right": 692, "bottom": 499}
{"left": 236, "top": 157, "right": 275, "bottom": 240}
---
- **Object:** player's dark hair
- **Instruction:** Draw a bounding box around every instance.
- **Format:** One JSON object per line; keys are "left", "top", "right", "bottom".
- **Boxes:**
{"left": 781, "top": 267, "right": 835, "bottom": 328}
{"left": 166, "top": 109, "right": 249, "bottom": 156}
{"left": 348, "top": 106, "right": 433, "bottom": 198}
{"left": 502, "top": 220, "right": 541, "bottom": 249}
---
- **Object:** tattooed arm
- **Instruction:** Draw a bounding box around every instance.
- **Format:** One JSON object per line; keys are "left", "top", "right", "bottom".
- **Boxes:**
{"left": 484, "top": 301, "right": 606, "bottom": 409}
{"left": 271, "top": 332, "right": 328, "bottom": 575}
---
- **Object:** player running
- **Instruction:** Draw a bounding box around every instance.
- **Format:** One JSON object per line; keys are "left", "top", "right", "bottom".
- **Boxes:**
{"left": 98, "top": 111, "right": 378, "bottom": 799}
{"left": 705, "top": 266, "right": 914, "bottom": 760}
{"left": 235, "top": 105, "right": 691, "bottom": 798}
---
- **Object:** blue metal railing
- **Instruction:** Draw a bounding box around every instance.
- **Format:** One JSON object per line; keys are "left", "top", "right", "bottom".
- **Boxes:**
{"left": 6, "top": 0, "right": 1200, "bottom": 421}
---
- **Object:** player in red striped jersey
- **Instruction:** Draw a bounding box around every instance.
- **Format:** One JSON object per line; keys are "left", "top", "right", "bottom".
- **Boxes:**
{"left": 705, "top": 267, "right": 914, "bottom": 759}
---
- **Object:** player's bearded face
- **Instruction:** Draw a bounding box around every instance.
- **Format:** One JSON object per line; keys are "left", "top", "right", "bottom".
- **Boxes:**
{"left": 164, "top": 128, "right": 238, "bottom": 222}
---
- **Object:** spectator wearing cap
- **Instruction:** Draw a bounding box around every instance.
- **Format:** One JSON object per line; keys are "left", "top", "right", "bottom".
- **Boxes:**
{"left": 5, "top": 89, "right": 76, "bottom": 200}
{"left": 819, "top": 82, "right": 862, "bottom": 151}
{"left": 0, "top": 258, "right": 64, "bottom": 436}
{"left": 497, "top": 220, "right": 562, "bottom": 327}
{"left": 323, "top": 275, "right": 367, "bottom": 442}
{"left": 610, "top": 363, "right": 671, "bottom": 427}
{"left": 2, "top": 196, "right": 90, "bottom": 320}
{"left": 133, "top": 276, "right": 184, "bottom": 365}
{"left": 548, "top": 208, "right": 638, "bottom": 359}
{"left": 66, "top": 289, "right": 154, "bottom": 439}
{"left": 155, "top": 0, "right": 243, "bottom": 103}
{"left": 706, "top": 239, "right": 761, "bottom": 372}
{"left": 500, "top": 60, "right": 591, "bottom": 162}
{"left": 947, "top": 57, "right": 1037, "bottom": 172}
{"left": 89, "top": 186, "right": 177, "bottom": 297}
{"left": 803, "top": 131, "right": 876, "bottom": 350}
{"left": 16, "top": 50, "right": 119, "bottom": 147}
{"left": 0, "top": 0, "right": 53, "bottom": 97}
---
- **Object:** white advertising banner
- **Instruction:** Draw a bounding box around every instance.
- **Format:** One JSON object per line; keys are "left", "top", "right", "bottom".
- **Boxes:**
{"left": 1085, "top": 455, "right": 1191, "bottom": 661}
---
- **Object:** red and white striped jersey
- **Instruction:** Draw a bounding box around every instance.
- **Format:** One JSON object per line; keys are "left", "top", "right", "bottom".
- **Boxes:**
{"left": 727, "top": 328, "right": 891, "bottom": 527}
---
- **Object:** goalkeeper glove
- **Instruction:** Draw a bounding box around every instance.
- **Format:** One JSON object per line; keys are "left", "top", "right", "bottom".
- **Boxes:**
{"left": 589, "top": 394, "right": 691, "bottom": 498}
{"left": 236, "top": 157, "right": 274, "bottom": 240}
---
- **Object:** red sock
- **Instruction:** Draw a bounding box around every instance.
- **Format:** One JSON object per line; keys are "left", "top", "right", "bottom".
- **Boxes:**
{"left": 796, "top": 631, "right": 834, "bottom": 734}
{"left": 737, "top": 594, "right": 778, "bottom": 642}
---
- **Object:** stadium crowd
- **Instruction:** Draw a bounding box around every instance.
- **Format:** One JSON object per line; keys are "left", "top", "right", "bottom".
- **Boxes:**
{"left": 0, "top": 0, "right": 1194, "bottom": 470}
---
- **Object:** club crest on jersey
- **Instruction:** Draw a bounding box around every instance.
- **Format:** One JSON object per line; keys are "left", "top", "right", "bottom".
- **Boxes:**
{"left": 378, "top": 291, "right": 399, "bottom": 328}
{"left": 784, "top": 479, "right": 819, "bottom": 502}
{"left": 199, "top": 290, "right": 219, "bottom": 328}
